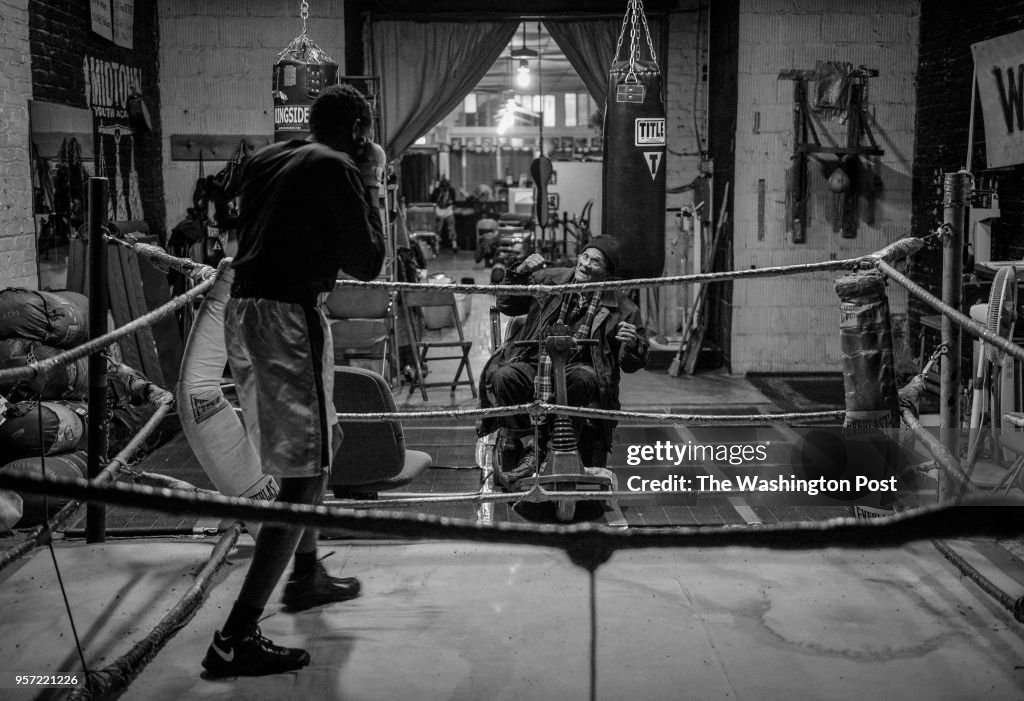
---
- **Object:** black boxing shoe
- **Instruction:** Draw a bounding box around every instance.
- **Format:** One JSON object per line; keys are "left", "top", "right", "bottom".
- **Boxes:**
{"left": 202, "top": 625, "right": 310, "bottom": 678}
{"left": 282, "top": 559, "right": 362, "bottom": 612}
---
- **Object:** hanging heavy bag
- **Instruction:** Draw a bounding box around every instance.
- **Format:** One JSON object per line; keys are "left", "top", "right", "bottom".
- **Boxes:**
{"left": 531, "top": 155, "right": 553, "bottom": 228}
{"left": 176, "top": 261, "right": 279, "bottom": 536}
{"left": 601, "top": 1, "right": 666, "bottom": 279}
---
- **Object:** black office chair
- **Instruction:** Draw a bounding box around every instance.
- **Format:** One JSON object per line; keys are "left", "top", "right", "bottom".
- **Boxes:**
{"left": 330, "top": 366, "right": 432, "bottom": 498}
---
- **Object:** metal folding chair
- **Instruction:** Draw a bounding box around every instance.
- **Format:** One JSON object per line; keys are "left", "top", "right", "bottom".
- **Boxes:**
{"left": 401, "top": 288, "right": 477, "bottom": 401}
{"left": 323, "top": 282, "right": 397, "bottom": 384}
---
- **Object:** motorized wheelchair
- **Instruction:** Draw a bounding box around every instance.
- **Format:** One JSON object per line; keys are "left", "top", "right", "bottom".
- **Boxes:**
{"left": 484, "top": 310, "right": 618, "bottom": 522}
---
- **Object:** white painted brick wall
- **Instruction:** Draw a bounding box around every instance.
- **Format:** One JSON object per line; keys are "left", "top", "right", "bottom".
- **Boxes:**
{"left": 0, "top": 0, "right": 36, "bottom": 290}
{"left": 730, "top": 0, "right": 920, "bottom": 373}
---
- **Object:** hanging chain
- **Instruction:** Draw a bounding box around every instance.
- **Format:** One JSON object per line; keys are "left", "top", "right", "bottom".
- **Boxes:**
{"left": 637, "top": 0, "right": 658, "bottom": 66}
{"left": 613, "top": 0, "right": 658, "bottom": 80}
{"left": 278, "top": 0, "right": 335, "bottom": 64}
{"left": 628, "top": 1, "right": 639, "bottom": 81}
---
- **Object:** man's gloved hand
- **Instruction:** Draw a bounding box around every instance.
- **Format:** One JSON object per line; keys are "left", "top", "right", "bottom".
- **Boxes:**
{"left": 358, "top": 141, "right": 387, "bottom": 191}
{"left": 515, "top": 253, "right": 547, "bottom": 275}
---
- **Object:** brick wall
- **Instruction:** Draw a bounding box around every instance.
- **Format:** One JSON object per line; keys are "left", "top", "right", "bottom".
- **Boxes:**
{"left": 910, "top": 3, "right": 1024, "bottom": 359}
{"left": 29, "top": 0, "right": 165, "bottom": 244}
{"left": 0, "top": 0, "right": 36, "bottom": 289}
{"left": 159, "top": 1, "right": 346, "bottom": 231}
{"left": 729, "top": 0, "right": 920, "bottom": 373}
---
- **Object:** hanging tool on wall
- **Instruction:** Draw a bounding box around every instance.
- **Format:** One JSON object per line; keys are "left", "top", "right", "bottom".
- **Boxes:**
{"left": 779, "top": 64, "right": 882, "bottom": 243}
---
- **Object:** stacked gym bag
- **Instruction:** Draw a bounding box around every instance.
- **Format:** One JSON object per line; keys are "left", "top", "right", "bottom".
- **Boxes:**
{"left": 0, "top": 288, "right": 91, "bottom": 530}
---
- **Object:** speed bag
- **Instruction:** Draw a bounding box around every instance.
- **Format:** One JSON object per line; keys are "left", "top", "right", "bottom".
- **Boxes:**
{"left": 176, "top": 262, "right": 279, "bottom": 523}
{"left": 602, "top": 59, "right": 666, "bottom": 279}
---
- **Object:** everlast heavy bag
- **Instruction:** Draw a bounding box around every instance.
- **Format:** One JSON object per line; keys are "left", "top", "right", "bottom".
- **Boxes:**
{"left": 272, "top": 32, "right": 339, "bottom": 142}
{"left": 176, "top": 261, "right": 278, "bottom": 535}
{"left": 602, "top": 3, "right": 665, "bottom": 279}
{"left": 0, "top": 338, "right": 89, "bottom": 401}
{"left": 0, "top": 288, "right": 89, "bottom": 348}
{"left": 0, "top": 399, "right": 87, "bottom": 459}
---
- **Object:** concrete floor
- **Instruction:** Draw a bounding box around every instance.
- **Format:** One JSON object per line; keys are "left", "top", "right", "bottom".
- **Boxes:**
{"left": 2, "top": 537, "right": 1024, "bottom": 700}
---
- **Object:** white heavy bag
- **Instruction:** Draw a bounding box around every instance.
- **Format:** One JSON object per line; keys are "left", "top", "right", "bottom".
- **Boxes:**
{"left": 176, "top": 261, "right": 278, "bottom": 535}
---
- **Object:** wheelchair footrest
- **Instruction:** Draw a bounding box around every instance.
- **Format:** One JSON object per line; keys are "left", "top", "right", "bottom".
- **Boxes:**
{"left": 504, "top": 471, "right": 616, "bottom": 495}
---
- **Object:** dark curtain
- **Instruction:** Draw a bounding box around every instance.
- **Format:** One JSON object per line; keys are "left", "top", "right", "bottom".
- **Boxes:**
{"left": 545, "top": 17, "right": 664, "bottom": 106}
{"left": 370, "top": 20, "right": 519, "bottom": 160}
{"left": 399, "top": 152, "right": 436, "bottom": 204}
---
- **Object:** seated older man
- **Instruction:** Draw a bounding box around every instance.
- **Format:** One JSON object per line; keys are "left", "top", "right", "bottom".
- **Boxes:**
{"left": 476, "top": 236, "right": 649, "bottom": 482}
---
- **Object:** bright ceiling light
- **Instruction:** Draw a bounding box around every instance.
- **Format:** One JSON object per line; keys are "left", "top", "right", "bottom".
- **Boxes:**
{"left": 516, "top": 59, "right": 531, "bottom": 88}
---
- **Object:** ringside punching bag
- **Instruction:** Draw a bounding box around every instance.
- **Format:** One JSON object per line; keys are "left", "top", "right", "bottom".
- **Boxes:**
{"left": 602, "top": 1, "right": 666, "bottom": 279}
{"left": 272, "top": 10, "right": 339, "bottom": 142}
{"left": 176, "top": 261, "right": 279, "bottom": 536}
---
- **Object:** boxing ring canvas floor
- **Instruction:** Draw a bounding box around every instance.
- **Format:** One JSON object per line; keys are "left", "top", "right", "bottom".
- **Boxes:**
{"left": 1, "top": 537, "right": 1023, "bottom": 700}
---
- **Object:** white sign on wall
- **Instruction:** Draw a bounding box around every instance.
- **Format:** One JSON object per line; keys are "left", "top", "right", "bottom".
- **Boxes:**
{"left": 112, "top": 0, "right": 134, "bottom": 49}
{"left": 90, "top": 0, "right": 134, "bottom": 48}
{"left": 972, "top": 29, "right": 1024, "bottom": 169}
{"left": 90, "top": 0, "right": 113, "bottom": 41}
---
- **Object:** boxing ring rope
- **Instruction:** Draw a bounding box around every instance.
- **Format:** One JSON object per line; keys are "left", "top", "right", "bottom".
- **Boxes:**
{"left": 330, "top": 402, "right": 844, "bottom": 424}
{"left": 2, "top": 470, "right": 1024, "bottom": 558}
{"left": 0, "top": 398, "right": 174, "bottom": 574}
{"left": 6, "top": 175, "right": 1024, "bottom": 698}
{"left": 0, "top": 274, "right": 214, "bottom": 387}
{"left": 65, "top": 523, "right": 243, "bottom": 701}
{"left": 0, "top": 225, "right": 1000, "bottom": 521}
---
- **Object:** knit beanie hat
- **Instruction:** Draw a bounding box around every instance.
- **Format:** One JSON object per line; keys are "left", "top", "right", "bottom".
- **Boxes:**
{"left": 582, "top": 236, "right": 621, "bottom": 274}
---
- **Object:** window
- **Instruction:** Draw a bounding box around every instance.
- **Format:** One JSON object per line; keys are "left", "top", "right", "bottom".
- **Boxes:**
{"left": 576, "top": 93, "right": 595, "bottom": 129}
{"left": 529, "top": 94, "right": 556, "bottom": 127}
{"left": 564, "top": 93, "right": 578, "bottom": 127}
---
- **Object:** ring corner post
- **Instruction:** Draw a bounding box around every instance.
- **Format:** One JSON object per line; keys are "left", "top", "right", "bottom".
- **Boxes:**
{"left": 87, "top": 177, "right": 109, "bottom": 544}
{"left": 939, "top": 170, "right": 969, "bottom": 501}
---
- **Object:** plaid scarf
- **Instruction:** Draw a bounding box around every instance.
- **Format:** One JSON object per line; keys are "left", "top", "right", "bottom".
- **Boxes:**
{"left": 533, "top": 292, "right": 602, "bottom": 407}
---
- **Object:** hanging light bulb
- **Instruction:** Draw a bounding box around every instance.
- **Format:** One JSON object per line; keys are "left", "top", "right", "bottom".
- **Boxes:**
{"left": 516, "top": 59, "right": 531, "bottom": 88}
{"left": 510, "top": 23, "right": 537, "bottom": 91}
